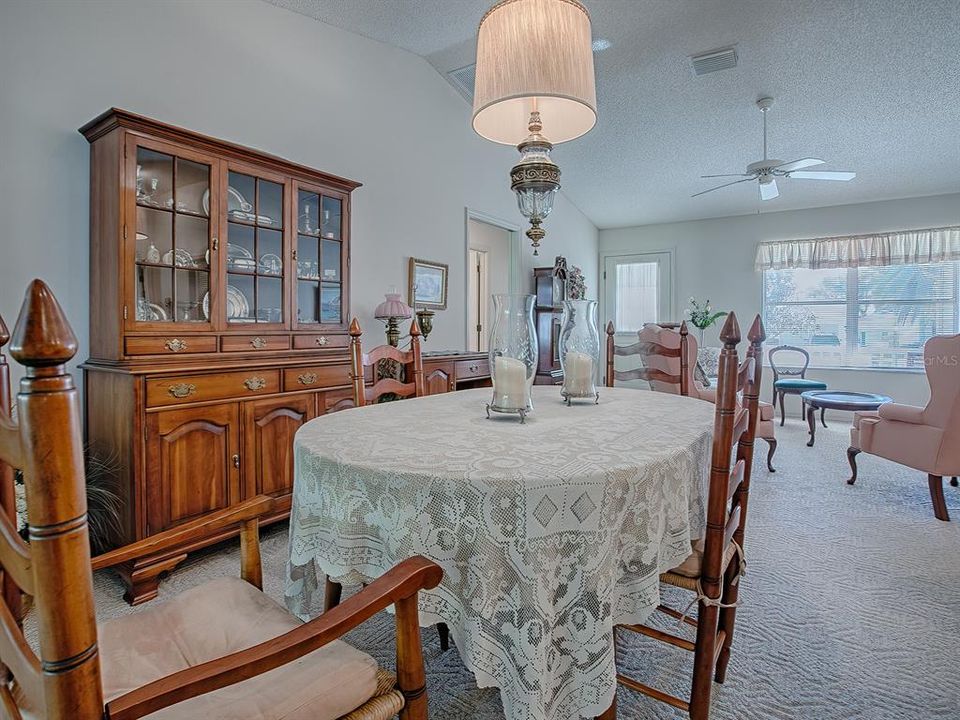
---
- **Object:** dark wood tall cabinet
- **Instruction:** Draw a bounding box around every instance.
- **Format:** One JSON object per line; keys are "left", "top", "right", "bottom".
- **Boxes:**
{"left": 533, "top": 267, "right": 563, "bottom": 384}
{"left": 80, "top": 109, "right": 361, "bottom": 604}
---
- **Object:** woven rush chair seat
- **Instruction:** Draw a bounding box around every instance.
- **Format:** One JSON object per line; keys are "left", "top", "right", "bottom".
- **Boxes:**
{"left": 662, "top": 541, "right": 742, "bottom": 592}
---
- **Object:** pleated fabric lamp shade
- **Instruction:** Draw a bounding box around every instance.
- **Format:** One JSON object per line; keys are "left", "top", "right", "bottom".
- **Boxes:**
{"left": 472, "top": 0, "right": 597, "bottom": 146}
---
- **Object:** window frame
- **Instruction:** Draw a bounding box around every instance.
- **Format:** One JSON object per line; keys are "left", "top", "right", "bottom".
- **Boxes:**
{"left": 761, "top": 262, "right": 960, "bottom": 371}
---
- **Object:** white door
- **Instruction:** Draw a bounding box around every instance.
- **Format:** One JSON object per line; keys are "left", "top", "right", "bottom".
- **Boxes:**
{"left": 468, "top": 249, "right": 489, "bottom": 351}
{"left": 603, "top": 252, "right": 673, "bottom": 385}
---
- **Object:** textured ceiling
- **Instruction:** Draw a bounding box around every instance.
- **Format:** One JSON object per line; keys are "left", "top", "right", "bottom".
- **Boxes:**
{"left": 267, "top": 0, "right": 960, "bottom": 229}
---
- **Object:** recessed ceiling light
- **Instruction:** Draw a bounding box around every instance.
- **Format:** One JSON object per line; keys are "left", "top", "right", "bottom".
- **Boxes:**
{"left": 592, "top": 38, "right": 612, "bottom": 53}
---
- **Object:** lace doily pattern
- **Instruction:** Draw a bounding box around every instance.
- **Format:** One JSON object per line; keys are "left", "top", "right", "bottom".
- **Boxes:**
{"left": 285, "top": 387, "right": 713, "bottom": 720}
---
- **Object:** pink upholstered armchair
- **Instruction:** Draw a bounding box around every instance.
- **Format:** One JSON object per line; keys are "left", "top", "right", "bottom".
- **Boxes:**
{"left": 848, "top": 333, "right": 960, "bottom": 521}
{"left": 636, "top": 323, "right": 779, "bottom": 471}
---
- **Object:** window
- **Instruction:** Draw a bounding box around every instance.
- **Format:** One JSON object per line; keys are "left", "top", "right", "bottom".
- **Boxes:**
{"left": 762, "top": 262, "right": 959, "bottom": 369}
{"left": 603, "top": 252, "right": 672, "bottom": 334}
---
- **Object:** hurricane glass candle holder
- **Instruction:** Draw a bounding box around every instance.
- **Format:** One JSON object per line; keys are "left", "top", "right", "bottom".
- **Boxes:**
{"left": 559, "top": 299, "right": 600, "bottom": 405}
{"left": 487, "top": 294, "right": 538, "bottom": 423}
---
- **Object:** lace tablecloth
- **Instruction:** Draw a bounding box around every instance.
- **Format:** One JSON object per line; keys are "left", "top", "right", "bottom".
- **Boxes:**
{"left": 285, "top": 386, "right": 713, "bottom": 720}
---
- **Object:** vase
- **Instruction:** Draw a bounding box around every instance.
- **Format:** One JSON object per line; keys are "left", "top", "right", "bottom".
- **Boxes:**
{"left": 558, "top": 299, "right": 600, "bottom": 405}
{"left": 487, "top": 294, "right": 538, "bottom": 422}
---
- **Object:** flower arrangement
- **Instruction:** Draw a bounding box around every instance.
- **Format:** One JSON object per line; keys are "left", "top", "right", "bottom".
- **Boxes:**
{"left": 684, "top": 297, "right": 727, "bottom": 342}
{"left": 567, "top": 266, "right": 587, "bottom": 300}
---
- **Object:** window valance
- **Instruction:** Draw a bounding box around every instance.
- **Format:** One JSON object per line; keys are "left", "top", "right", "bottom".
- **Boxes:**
{"left": 754, "top": 226, "right": 960, "bottom": 271}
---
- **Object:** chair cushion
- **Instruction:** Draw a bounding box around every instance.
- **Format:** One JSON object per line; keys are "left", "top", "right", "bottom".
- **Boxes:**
{"left": 668, "top": 538, "right": 739, "bottom": 580}
{"left": 774, "top": 378, "right": 827, "bottom": 390}
{"left": 759, "top": 401, "right": 774, "bottom": 422}
{"left": 96, "top": 576, "right": 378, "bottom": 720}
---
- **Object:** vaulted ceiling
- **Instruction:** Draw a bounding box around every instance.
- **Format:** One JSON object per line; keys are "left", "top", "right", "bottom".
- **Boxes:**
{"left": 267, "top": 0, "right": 960, "bottom": 229}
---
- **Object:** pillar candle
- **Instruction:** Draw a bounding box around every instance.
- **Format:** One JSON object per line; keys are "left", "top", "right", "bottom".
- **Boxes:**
{"left": 494, "top": 355, "right": 529, "bottom": 410}
{"left": 564, "top": 350, "right": 594, "bottom": 396}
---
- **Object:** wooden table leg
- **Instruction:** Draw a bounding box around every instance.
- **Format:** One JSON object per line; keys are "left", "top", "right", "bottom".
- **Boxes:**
{"left": 847, "top": 447, "right": 860, "bottom": 484}
{"left": 820, "top": 407, "right": 828, "bottom": 428}
{"left": 806, "top": 404, "right": 816, "bottom": 447}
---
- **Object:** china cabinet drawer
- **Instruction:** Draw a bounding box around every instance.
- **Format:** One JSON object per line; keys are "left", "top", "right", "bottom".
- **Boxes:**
{"left": 146, "top": 370, "right": 281, "bottom": 407}
{"left": 220, "top": 335, "right": 291, "bottom": 353}
{"left": 456, "top": 358, "right": 490, "bottom": 379}
{"left": 292, "top": 334, "right": 350, "bottom": 351}
{"left": 125, "top": 336, "right": 218, "bottom": 356}
{"left": 282, "top": 364, "right": 351, "bottom": 391}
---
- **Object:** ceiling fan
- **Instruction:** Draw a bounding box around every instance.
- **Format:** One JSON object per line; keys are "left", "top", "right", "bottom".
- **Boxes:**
{"left": 693, "top": 97, "right": 856, "bottom": 201}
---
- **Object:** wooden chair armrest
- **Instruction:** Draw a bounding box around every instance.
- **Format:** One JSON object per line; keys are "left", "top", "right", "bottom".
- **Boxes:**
{"left": 92, "top": 495, "right": 277, "bottom": 571}
{"left": 105, "top": 555, "right": 443, "bottom": 720}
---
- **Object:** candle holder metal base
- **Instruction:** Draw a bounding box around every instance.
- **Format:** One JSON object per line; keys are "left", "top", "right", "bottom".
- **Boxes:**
{"left": 560, "top": 389, "right": 600, "bottom": 406}
{"left": 486, "top": 403, "right": 529, "bottom": 424}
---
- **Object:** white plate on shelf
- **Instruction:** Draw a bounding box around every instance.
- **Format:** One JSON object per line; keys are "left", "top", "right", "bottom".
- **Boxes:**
{"left": 202, "top": 186, "right": 252, "bottom": 217}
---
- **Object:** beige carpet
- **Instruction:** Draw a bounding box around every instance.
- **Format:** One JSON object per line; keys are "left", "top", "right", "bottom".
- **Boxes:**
{"left": 83, "top": 419, "right": 959, "bottom": 719}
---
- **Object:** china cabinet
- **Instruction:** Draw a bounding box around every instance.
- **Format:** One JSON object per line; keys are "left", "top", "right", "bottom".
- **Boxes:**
{"left": 80, "top": 109, "right": 360, "bottom": 603}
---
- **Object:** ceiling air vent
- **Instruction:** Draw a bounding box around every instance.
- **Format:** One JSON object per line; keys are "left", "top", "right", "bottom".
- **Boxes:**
{"left": 447, "top": 63, "right": 476, "bottom": 102}
{"left": 690, "top": 47, "right": 738, "bottom": 76}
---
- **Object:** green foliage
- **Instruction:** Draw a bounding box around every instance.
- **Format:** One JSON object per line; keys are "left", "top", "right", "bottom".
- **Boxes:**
{"left": 685, "top": 297, "right": 727, "bottom": 330}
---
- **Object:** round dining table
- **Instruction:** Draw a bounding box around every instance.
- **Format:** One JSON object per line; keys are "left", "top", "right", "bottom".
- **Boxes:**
{"left": 284, "top": 385, "right": 715, "bottom": 720}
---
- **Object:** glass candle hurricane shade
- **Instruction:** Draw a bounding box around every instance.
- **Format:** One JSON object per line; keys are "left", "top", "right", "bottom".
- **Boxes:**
{"left": 559, "top": 299, "right": 600, "bottom": 405}
{"left": 487, "top": 294, "right": 538, "bottom": 422}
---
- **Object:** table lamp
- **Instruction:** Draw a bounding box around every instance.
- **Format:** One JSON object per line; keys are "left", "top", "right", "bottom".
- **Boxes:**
{"left": 374, "top": 289, "right": 413, "bottom": 347}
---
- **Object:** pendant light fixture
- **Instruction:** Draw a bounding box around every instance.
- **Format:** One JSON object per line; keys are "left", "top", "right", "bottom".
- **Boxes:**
{"left": 473, "top": 0, "right": 598, "bottom": 255}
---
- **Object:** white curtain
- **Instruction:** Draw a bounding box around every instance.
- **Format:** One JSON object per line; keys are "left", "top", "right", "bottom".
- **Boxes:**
{"left": 616, "top": 262, "right": 658, "bottom": 332}
{"left": 755, "top": 226, "right": 960, "bottom": 270}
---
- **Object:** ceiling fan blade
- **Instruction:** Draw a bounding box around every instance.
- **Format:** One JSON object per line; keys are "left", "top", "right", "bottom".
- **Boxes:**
{"left": 691, "top": 177, "right": 754, "bottom": 198}
{"left": 788, "top": 170, "right": 856, "bottom": 181}
{"left": 774, "top": 158, "right": 824, "bottom": 172}
{"left": 700, "top": 173, "right": 751, "bottom": 178}
{"left": 759, "top": 178, "right": 779, "bottom": 201}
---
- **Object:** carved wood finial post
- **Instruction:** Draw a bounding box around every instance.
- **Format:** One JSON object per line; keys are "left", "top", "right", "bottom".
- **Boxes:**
{"left": 679, "top": 320, "right": 690, "bottom": 397}
{"left": 605, "top": 321, "right": 615, "bottom": 388}
{"left": 348, "top": 318, "right": 366, "bottom": 408}
{"left": 10, "top": 280, "right": 103, "bottom": 719}
{"left": 409, "top": 317, "right": 424, "bottom": 397}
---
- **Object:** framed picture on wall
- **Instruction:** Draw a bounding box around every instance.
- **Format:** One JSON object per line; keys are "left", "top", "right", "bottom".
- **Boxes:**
{"left": 408, "top": 257, "right": 449, "bottom": 310}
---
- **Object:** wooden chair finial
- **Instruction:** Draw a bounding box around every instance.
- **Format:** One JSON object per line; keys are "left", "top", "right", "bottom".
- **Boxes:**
{"left": 348, "top": 317, "right": 362, "bottom": 337}
{"left": 679, "top": 320, "right": 688, "bottom": 337}
{"left": 10, "top": 279, "right": 78, "bottom": 368}
{"left": 718, "top": 311, "right": 741, "bottom": 347}
{"left": 747, "top": 314, "right": 766, "bottom": 344}
{"left": 409, "top": 316, "right": 421, "bottom": 337}
{"left": 606, "top": 320, "right": 615, "bottom": 336}
{"left": 0, "top": 314, "right": 9, "bottom": 347}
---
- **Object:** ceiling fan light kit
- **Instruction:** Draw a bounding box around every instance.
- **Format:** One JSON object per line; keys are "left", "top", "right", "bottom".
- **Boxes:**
{"left": 694, "top": 97, "right": 857, "bottom": 201}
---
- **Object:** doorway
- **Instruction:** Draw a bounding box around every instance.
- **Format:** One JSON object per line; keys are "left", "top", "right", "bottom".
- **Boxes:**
{"left": 465, "top": 212, "right": 521, "bottom": 352}
{"left": 602, "top": 251, "right": 674, "bottom": 383}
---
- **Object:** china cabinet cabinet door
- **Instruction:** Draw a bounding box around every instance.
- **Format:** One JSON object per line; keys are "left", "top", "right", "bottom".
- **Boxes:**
{"left": 145, "top": 403, "right": 241, "bottom": 534}
{"left": 293, "top": 182, "right": 349, "bottom": 330}
{"left": 221, "top": 163, "right": 290, "bottom": 329}
{"left": 126, "top": 136, "right": 219, "bottom": 331}
{"left": 424, "top": 363, "right": 455, "bottom": 395}
{"left": 241, "top": 394, "right": 316, "bottom": 498}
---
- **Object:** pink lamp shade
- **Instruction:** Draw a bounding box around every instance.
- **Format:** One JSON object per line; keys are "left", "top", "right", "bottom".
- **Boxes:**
{"left": 374, "top": 292, "right": 413, "bottom": 320}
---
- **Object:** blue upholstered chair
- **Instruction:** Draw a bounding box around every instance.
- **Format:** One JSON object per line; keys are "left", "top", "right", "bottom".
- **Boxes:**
{"left": 769, "top": 345, "right": 827, "bottom": 425}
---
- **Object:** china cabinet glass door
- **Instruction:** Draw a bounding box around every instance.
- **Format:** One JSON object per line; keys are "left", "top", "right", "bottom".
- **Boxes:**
{"left": 131, "top": 140, "right": 215, "bottom": 327}
{"left": 295, "top": 185, "right": 345, "bottom": 326}
{"left": 223, "top": 168, "right": 287, "bottom": 327}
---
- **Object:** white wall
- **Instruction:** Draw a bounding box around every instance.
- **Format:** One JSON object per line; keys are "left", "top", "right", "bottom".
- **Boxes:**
{"left": 599, "top": 193, "right": 960, "bottom": 407}
{"left": 0, "top": 0, "right": 598, "bottom": 388}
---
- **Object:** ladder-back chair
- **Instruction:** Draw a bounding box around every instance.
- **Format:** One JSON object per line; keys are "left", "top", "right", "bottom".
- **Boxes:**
{"left": 610, "top": 321, "right": 779, "bottom": 473}
{"left": 349, "top": 318, "right": 424, "bottom": 406}
{"left": 0, "top": 280, "right": 442, "bottom": 720}
{"left": 615, "top": 312, "right": 765, "bottom": 720}
{"left": 604, "top": 320, "right": 692, "bottom": 394}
